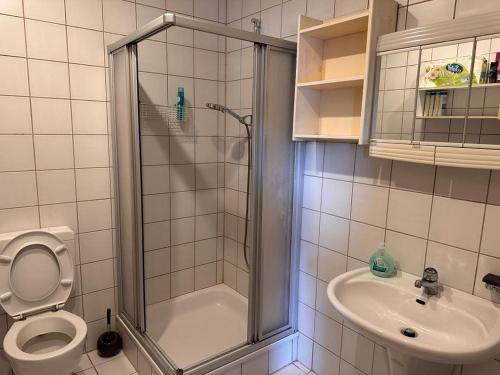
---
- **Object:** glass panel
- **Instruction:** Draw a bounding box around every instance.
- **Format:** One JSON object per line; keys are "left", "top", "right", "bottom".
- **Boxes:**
{"left": 112, "top": 47, "right": 137, "bottom": 324}
{"left": 465, "top": 35, "right": 500, "bottom": 145}
{"left": 259, "top": 46, "right": 295, "bottom": 337}
{"left": 137, "top": 26, "right": 250, "bottom": 370}
{"left": 372, "top": 48, "right": 419, "bottom": 141}
{"left": 414, "top": 39, "right": 474, "bottom": 143}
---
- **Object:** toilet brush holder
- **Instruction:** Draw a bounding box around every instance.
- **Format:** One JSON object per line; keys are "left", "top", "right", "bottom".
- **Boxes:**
{"left": 97, "top": 308, "right": 122, "bottom": 357}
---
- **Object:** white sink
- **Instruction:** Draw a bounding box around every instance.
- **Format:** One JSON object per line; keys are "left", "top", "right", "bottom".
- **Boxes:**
{"left": 327, "top": 268, "right": 500, "bottom": 374}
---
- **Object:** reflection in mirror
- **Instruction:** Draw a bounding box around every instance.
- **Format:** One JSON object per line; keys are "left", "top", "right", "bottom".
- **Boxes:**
{"left": 372, "top": 48, "right": 419, "bottom": 142}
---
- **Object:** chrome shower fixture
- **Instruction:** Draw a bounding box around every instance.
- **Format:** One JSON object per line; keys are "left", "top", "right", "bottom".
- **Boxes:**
{"left": 206, "top": 103, "right": 252, "bottom": 126}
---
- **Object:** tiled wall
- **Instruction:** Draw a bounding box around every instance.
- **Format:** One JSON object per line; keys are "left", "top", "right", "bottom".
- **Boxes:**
{"left": 278, "top": 1, "right": 500, "bottom": 375}
{"left": 0, "top": 0, "right": 225, "bottom": 374}
{"left": 0, "top": 0, "right": 126, "bottom": 366}
{"left": 136, "top": 18, "right": 227, "bottom": 305}
{"left": 222, "top": 17, "right": 254, "bottom": 297}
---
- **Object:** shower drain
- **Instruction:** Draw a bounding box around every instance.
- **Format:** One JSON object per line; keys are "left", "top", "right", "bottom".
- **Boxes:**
{"left": 401, "top": 328, "right": 418, "bottom": 338}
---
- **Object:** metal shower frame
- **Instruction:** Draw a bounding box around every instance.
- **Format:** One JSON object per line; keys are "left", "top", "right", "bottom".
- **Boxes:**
{"left": 108, "top": 12, "right": 303, "bottom": 375}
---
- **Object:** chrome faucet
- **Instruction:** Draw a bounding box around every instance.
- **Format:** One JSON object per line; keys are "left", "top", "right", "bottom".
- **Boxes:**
{"left": 415, "top": 268, "right": 439, "bottom": 296}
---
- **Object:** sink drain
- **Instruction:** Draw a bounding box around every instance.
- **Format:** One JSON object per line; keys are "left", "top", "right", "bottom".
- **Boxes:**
{"left": 401, "top": 328, "right": 417, "bottom": 338}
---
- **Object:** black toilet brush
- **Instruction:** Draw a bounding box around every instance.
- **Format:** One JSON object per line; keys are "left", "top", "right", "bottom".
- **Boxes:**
{"left": 97, "top": 308, "right": 123, "bottom": 357}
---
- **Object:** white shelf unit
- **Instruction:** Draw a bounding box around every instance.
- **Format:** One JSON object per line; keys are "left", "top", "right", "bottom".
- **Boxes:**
{"left": 292, "top": 0, "right": 398, "bottom": 143}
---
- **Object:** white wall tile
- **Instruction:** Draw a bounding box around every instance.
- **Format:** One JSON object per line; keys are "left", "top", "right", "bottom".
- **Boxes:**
{"left": 387, "top": 189, "right": 432, "bottom": 238}
{"left": 298, "top": 301, "right": 315, "bottom": 338}
{"left": 429, "top": 196, "right": 485, "bottom": 252}
{"left": 312, "top": 343, "right": 340, "bottom": 375}
{"left": 351, "top": 183, "right": 389, "bottom": 227}
{"left": 34, "top": 135, "right": 74, "bottom": 170}
{"left": 385, "top": 231, "right": 426, "bottom": 276}
{"left": 28, "top": 59, "right": 69, "bottom": 98}
{"left": 25, "top": 19, "right": 67, "bottom": 61}
{"left": 67, "top": 27, "right": 104, "bottom": 66}
{"left": 0, "top": 56, "right": 29, "bottom": 96}
{"left": 0, "top": 171, "right": 37, "bottom": 209}
{"left": 171, "top": 268, "right": 195, "bottom": 297}
{"left": 75, "top": 168, "right": 111, "bottom": 201}
{"left": 0, "top": 97, "right": 31, "bottom": 134}
{"left": 24, "top": 0, "right": 65, "bottom": 23}
{"left": 426, "top": 241, "right": 478, "bottom": 293}
{"left": 77, "top": 199, "right": 112, "bottom": 233}
{"left": 36, "top": 169, "right": 76, "bottom": 205}
{"left": 144, "top": 221, "right": 170, "bottom": 250}
{"left": 341, "top": 327, "right": 374, "bottom": 374}
{"left": 72, "top": 100, "right": 108, "bottom": 135}
{"left": 481, "top": 205, "right": 500, "bottom": 258}
{"left": 39, "top": 202, "right": 78, "bottom": 232}
{"left": 0, "top": 206, "right": 39, "bottom": 233}
{"left": 261, "top": 5, "right": 282, "bottom": 38}
{"left": 242, "top": 352, "right": 268, "bottom": 375}
{"left": 69, "top": 65, "right": 106, "bottom": 101}
{"left": 435, "top": 166, "right": 490, "bottom": 203}
{"left": 306, "top": 0, "right": 334, "bottom": 21}
{"left": 269, "top": 341, "right": 293, "bottom": 373}
{"left": 65, "top": 0, "right": 103, "bottom": 30}
{"left": 0, "top": 14, "right": 26, "bottom": 57}
{"left": 0, "top": 135, "right": 35, "bottom": 171}
{"left": 301, "top": 208, "right": 320, "bottom": 244}
{"left": 79, "top": 230, "right": 113, "bottom": 264}
{"left": 0, "top": 0, "right": 23, "bottom": 16}
{"left": 348, "top": 221, "right": 384, "bottom": 262}
{"left": 103, "top": 0, "right": 136, "bottom": 35}
{"left": 321, "top": 179, "right": 352, "bottom": 219}
{"left": 319, "top": 213, "right": 349, "bottom": 254}
{"left": 82, "top": 288, "right": 115, "bottom": 322}
{"left": 145, "top": 247, "right": 170, "bottom": 280}
{"left": 281, "top": 0, "right": 305, "bottom": 37}
{"left": 146, "top": 274, "right": 171, "bottom": 304}
{"left": 300, "top": 240, "right": 318, "bottom": 277}
{"left": 390, "top": 161, "right": 435, "bottom": 194}
{"left": 81, "top": 259, "right": 114, "bottom": 294}
{"left": 74, "top": 135, "right": 109, "bottom": 168}
{"left": 299, "top": 270, "right": 316, "bottom": 308}
{"left": 406, "top": 0, "right": 455, "bottom": 29}
{"left": 323, "top": 143, "right": 356, "bottom": 181}
{"left": 31, "top": 98, "right": 72, "bottom": 134}
{"left": 317, "top": 247, "right": 346, "bottom": 282}
{"left": 354, "top": 146, "right": 392, "bottom": 186}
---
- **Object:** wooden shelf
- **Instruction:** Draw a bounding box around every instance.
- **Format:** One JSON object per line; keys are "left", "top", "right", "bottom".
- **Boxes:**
{"left": 293, "top": 134, "right": 359, "bottom": 142}
{"left": 416, "top": 115, "right": 499, "bottom": 120}
{"left": 297, "top": 76, "right": 365, "bottom": 90}
{"left": 299, "top": 11, "right": 369, "bottom": 40}
{"left": 419, "top": 85, "right": 468, "bottom": 91}
{"left": 419, "top": 83, "right": 500, "bottom": 91}
{"left": 292, "top": 0, "right": 398, "bottom": 143}
{"left": 416, "top": 116, "right": 464, "bottom": 119}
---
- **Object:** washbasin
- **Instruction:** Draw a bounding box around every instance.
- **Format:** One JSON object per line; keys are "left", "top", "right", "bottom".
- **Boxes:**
{"left": 327, "top": 268, "right": 500, "bottom": 369}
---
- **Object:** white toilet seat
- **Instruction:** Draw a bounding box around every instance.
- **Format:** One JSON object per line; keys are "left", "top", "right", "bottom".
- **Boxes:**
{"left": 3, "top": 310, "right": 87, "bottom": 361}
{"left": 0, "top": 230, "right": 73, "bottom": 319}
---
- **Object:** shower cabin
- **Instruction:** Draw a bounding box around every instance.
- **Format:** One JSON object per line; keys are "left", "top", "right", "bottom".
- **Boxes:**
{"left": 108, "top": 13, "right": 299, "bottom": 375}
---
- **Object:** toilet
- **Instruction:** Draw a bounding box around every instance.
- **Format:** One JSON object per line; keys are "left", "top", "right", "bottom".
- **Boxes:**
{"left": 0, "top": 227, "right": 87, "bottom": 375}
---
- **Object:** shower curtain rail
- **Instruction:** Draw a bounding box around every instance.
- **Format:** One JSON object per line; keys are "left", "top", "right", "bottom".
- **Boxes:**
{"left": 108, "top": 12, "right": 296, "bottom": 54}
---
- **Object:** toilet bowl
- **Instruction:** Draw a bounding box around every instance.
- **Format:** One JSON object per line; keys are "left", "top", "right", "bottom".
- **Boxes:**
{"left": 0, "top": 227, "right": 87, "bottom": 375}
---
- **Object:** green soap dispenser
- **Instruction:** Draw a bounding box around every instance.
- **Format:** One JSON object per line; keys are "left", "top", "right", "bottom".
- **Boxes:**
{"left": 369, "top": 243, "right": 395, "bottom": 278}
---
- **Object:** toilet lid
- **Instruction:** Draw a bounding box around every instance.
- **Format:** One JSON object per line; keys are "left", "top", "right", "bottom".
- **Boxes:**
{"left": 0, "top": 231, "right": 73, "bottom": 319}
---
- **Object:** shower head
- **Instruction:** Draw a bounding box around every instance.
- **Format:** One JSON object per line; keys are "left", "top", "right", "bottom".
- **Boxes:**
{"left": 206, "top": 103, "right": 252, "bottom": 127}
{"left": 206, "top": 103, "right": 226, "bottom": 113}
